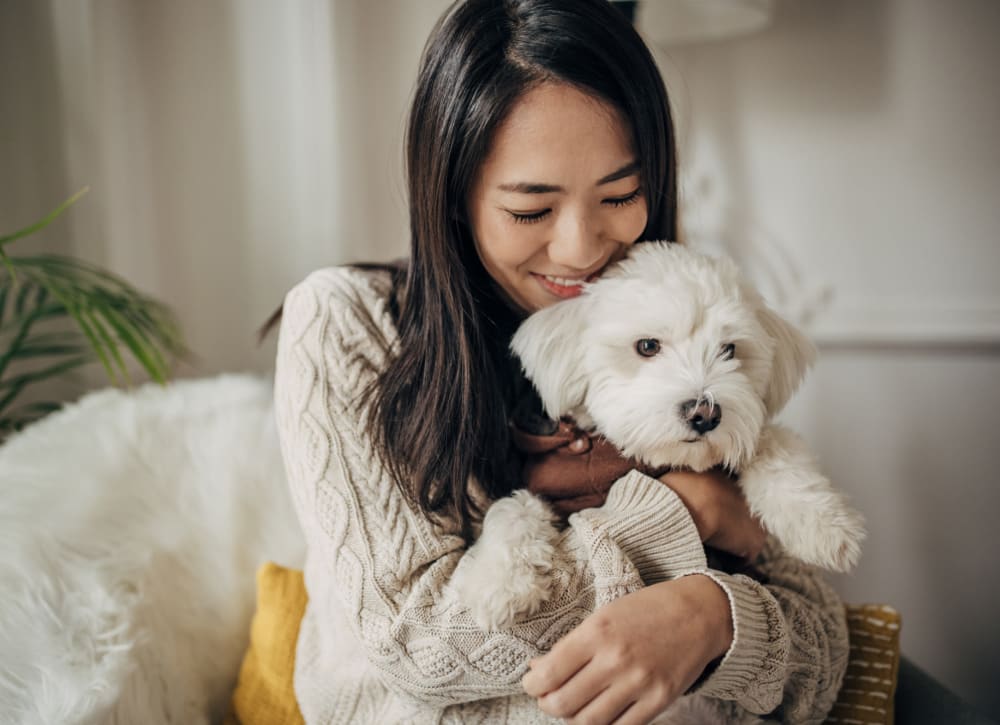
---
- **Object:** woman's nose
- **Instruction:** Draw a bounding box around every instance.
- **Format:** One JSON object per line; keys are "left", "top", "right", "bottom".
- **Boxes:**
{"left": 547, "top": 210, "right": 604, "bottom": 269}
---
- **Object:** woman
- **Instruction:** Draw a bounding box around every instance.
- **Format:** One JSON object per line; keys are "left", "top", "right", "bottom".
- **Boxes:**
{"left": 272, "top": 0, "right": 849, "bottom": 722}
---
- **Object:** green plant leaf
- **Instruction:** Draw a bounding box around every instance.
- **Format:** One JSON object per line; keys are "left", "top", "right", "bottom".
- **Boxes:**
{"left": 102, "top": 303, "right": 166, "bottom": 383}
{"left": 132, "top": 303, "right": 185, "bottom": 347}
{"left": 112, "top": 307, "right": 174, "bottom": 380}
{"left": 85, "top": 305, "right": 131, "bottom": 385}
{"left": 1, "top": 191, "right": 188, "bottom": 436}
{"left": 0, "top": 249, "right": 16, "bottom": 285}
{"left": 8, "top": 341, "right": 92, "bottom": 360}
{"left": 17, "top": 256, "right": 186, "bottom": 386}
{"left": 61, "top": 299, "right": 118, "bottom": 384}
{"left": 0, "top": 355, "right": 91, "bottom": 392}
{"left": 0, "top": 293, "right": 57, "bottom": 380}
{"left": 15, "top": 401, "right": 62, "bottom": 416}
{"left": 0, "top": 280, "right": 9, "bottom": 324}
{"left": 14, "top": 280, "right": 37, "bottom": 316}
{"left": 0, "top": 187, "right": 88, "bottom": 248}
{"left": 0, "top": 355, "right": 90, "bottom": 415}
{"left": 0, "top": 400, "right": 64, "bottom": 435}
{"left": 0, "top": 302, "right": 67, "bottom": 336}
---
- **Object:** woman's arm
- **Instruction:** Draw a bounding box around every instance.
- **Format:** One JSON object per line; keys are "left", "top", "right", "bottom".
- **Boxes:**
{"left": 522, "top": 573, "right": 735, "bottom": 724}
{"left": 274, "top": 266, "right": 712, "bottom": 709}
{"left": 663, "top": 472, "right": 850, "bottom": 720}
{"left": 691, "top": 537, "right": 850, "bottom": 722}
{"left": 523, "top": 473, "right": 850, "bottom": 724}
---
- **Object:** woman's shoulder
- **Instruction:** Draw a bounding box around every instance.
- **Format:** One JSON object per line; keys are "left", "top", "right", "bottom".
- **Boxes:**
{"left": 287, "top": 263, "right": 397, "bottom": 309}
{"left": 284, "top": 262, "right": 401, "bottom": 330}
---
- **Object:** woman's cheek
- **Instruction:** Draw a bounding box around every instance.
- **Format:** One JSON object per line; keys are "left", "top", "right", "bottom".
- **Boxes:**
{"left": 611, "top": 202, "right": 649, "bottom": 244}
{"left": 478, "top": 214, "right": 544, "bottom": 275}
{"left": 501, "top": 223, "right": 548, "bottom": 269}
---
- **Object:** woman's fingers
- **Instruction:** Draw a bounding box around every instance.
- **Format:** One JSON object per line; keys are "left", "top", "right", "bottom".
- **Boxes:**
{"left": 556, "top": 676, "right": 637, "bottom": 724}
{"left": 530, "top": 655, "right": 671, "bottom": 725}
{"left": 610, "top": 698, "right": 667, "bottom": 725}
{"left": 522, "top": 641, "right": 591, "bottom": 698}
{"left": 535, "top": 662, "right": 616, "bottom": 720}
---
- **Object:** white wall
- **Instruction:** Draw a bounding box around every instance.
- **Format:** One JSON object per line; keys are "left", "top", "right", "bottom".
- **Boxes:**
{"left": 0, "top": 0, "right": 449, "bottom": 396}
{"left": 662, "top": 0, "right": 1000, "bottom": 717}
{"left": 2, "top": 0, "right": 998, "bottom": 717}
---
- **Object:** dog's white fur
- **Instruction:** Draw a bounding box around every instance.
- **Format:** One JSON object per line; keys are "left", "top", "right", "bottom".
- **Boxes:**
{"left": 0, "top": 374, "right": 304, "bottom": 724}
{"left": 453, "top": 242, "right": 865, "bottom": 631}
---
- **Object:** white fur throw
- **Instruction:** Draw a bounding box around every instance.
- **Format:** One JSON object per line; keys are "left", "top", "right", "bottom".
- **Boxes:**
{"left": 0, "top": 374, "right": 304, "bottom": 725}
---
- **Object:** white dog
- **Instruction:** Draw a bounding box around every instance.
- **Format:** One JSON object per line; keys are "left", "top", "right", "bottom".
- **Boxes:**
{"left": 453, "top": 242, "right": 865, "bottom": 630}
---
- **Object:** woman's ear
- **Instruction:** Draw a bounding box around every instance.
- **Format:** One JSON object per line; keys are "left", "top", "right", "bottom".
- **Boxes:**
{"left": 744, "top": 286, "right": 817, "bottom": 416}
{"left": 510, "top": 297, "right": 592, "bottom": 419}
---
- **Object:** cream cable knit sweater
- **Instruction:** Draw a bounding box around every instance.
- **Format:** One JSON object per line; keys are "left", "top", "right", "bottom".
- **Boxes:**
{"left": 273, "top": 266, "right": 849, "bottom": 724}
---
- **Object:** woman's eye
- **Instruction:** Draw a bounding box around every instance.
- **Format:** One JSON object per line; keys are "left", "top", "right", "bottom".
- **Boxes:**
{"left": 635, "top": 338, "right": 661, "bottom": 357}
{"left": 508, "top": 209, "right": 551, "bottom": 224}
{"left": 720, "top": 343, "right": 736, "bottom": 360}
{"left": 604, "top": 189, "right": 641, "bottom": 208}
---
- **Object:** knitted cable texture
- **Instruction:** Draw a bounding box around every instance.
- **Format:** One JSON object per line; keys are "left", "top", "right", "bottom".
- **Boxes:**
{"left": 273, "top": 266, "right": 849, "bottom": 724}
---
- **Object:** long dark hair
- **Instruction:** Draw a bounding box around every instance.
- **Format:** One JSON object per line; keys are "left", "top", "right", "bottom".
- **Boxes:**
{"left": 263, "top": 0, "right": 679, "bottom": 539}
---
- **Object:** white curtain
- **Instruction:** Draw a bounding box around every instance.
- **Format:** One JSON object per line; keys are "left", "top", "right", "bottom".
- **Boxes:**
{"left": 0, "top": 0, "right": 450, "bottom": 388}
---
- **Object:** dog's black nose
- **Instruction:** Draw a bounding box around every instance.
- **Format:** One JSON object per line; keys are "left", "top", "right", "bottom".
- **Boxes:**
{"left": 680, "top": 399, "right": 722, "bottom": 434}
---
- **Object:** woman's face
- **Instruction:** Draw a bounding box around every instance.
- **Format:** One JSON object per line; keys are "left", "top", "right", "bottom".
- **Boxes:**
{"left": 467, "top": 82, "right": 648, "bottom": 314}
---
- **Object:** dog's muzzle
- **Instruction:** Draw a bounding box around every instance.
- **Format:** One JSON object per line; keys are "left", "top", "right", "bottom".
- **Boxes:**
{"left": 680, "top": 399, "right": 722, "bottom": 435}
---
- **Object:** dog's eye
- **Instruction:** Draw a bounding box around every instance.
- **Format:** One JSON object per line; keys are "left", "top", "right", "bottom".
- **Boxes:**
{"left": 720, "top": 343, "right": 736, "bottom": 360}
{"left": 635, "top": 338, "right": 661, "bottom": 357}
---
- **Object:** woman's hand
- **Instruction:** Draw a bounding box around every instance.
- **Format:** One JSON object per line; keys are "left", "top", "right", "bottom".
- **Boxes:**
{"left": 522, "top": 574, "right": 733, "bottom": 724}
{"left": 658, "top": 469, "right": 767, "bottom": 562}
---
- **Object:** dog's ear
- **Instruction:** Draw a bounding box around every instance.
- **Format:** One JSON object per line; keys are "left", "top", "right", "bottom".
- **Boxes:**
{"left": 745, "top": 286, "right": 817, "bottom": 416}
{"left": 510, "top": 297, "right": 591, "bottom": 419}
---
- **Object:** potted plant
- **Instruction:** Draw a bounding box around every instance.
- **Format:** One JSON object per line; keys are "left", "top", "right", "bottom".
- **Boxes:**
{"left": 0, "top": 190, "right": 188, "bottom": 440}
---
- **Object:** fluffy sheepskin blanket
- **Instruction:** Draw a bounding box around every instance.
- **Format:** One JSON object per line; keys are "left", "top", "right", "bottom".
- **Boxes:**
{"left": 0, "top": 374, "right": 305, "bottom": 725}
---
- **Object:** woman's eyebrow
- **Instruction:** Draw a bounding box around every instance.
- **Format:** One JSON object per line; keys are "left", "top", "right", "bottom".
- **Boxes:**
{"left": 497, "top": 180, "right": 562, "bottom": 194}
{"left": 496, "top": 160, "right": 640, "bottom": 194}
{"left": 596, "top": 160, "right": 640, "bottom": 185}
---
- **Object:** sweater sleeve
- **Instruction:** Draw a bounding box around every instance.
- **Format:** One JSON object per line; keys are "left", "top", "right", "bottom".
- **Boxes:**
{"left": 685, "top": 537, "right": 850, "bottom": 724}
{"left": 273, "top": 267, "right": 708, "bottom": 708}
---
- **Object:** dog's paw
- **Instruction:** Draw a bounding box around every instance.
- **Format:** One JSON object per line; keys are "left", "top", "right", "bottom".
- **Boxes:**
{"left": 740, "top": 431, "right": 867, "bottom": 572}
{"left": 775, "top": 504, "right": 867, "bottom": 572}
{"left": 817, "top": 506, "right": 867, "bottom": 572}
{"left": 448, "top": 491, "right": 561, "bottom": 629}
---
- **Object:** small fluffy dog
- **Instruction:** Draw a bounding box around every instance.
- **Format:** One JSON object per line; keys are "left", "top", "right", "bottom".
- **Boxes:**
{"left": 453, "top": 242, "right": 865, "bottom": 630}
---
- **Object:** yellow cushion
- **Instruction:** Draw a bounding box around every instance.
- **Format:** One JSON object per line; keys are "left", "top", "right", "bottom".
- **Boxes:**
{"left": 224, "top": 562, "right": 306, "bottom": 725}
{"left": 227, "top": 564, "right": 902, "bottom": 725}
{"left": 828, "top": 603, "right": 903, "bottom": 724}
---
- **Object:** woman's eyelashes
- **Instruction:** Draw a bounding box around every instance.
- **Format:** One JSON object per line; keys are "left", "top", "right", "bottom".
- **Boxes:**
{"left": 605, "top": 188, "right": 642, "bottom": 208}
{"left": 506, "top": 188, "right": 642, "bottom": 225}
{"left": 509, "top": 208, "right": 550, "bottom": 224}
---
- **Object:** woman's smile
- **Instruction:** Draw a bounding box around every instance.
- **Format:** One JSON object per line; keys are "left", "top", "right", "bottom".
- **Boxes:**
{"left": 531, "top": 269, "right": 604, "bottom": 298}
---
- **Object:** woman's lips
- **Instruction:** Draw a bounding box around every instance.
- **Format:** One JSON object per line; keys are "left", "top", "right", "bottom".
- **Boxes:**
{"left": 532, "top": 271, "right": 601, "bottom": 299}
